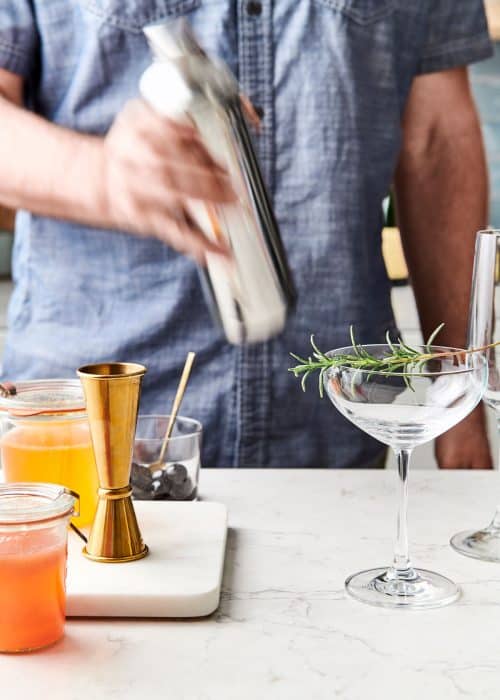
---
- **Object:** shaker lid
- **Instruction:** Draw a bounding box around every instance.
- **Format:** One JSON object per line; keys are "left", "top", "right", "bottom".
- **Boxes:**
{"left": 143, "top": 19, "right": 239, "bottom": 103}
{"left": 0, "top": 483, "right": 76, "bottom": 525}
{"left": 143, "top": 19, "right": 204, "bottom": 61}
{"left": 0, "top": 379, "right": 86, "bottom": 417}
{"left": 140, "top": 62, "right": 192, "bottom": 118}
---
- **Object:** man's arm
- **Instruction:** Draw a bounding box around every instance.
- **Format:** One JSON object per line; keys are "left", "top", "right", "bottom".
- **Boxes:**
{"left": 0, "top": 68, "right": 232, "bottom": 263}
{"left": 394, "top": 66, "right": 492, "bottom": 468}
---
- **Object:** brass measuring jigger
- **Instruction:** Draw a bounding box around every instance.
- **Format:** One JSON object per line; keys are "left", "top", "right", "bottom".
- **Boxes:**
{"left": 77, "top": 362, "right": 148, "bottom": 563}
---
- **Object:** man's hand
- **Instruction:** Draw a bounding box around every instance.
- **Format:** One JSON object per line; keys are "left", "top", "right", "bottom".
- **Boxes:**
{"left": 0, "top": 67, "right": 235, "bottom": 264}
{"left": 102, "top": 99, "right": 235, "bottom": 263}
{"left": 435, "top": 405, "right": 492, "bottom": 469}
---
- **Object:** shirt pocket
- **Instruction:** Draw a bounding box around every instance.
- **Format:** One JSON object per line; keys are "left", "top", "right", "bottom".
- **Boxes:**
{"left": 80, "top": 0, "right": 201, "bottom": 33}
{"left": 313, "top": 0, "right": 394, "bottom": 25}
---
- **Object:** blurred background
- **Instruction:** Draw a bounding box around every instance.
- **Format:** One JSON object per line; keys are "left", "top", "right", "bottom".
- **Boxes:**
{"left": 1, "top": 1, "right": 500, "bottom": 468}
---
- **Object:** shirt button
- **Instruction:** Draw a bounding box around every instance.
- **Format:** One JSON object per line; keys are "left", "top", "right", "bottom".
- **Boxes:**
{"left": 246, "top": 1, "right": 262, "bottom": 16}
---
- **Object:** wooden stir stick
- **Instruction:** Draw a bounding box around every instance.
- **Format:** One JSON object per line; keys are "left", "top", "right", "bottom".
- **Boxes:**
{"left": 149, "top": 351, "right": 196, "bottom": 473}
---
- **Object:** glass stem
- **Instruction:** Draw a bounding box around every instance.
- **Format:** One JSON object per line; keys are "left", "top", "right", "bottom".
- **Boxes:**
{"left": 391, "top": 448, "right": 415, "bottom": 578}
{"left": 490, "top": 417, "right": 500, "bottom": 530}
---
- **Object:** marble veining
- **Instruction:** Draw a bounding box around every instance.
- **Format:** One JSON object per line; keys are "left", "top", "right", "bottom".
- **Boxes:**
{"left": 2, "top": 469, "right": 500, "bottom": 699}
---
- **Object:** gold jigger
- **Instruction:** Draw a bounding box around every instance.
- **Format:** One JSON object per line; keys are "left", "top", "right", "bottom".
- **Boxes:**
{"left": 77, "top": 362, "right": 148, "bottom": 563}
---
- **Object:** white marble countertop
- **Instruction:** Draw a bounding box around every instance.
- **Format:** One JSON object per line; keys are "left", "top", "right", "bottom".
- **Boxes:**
{"left": 3, "top": 469, "right": 500, "bottom": 699}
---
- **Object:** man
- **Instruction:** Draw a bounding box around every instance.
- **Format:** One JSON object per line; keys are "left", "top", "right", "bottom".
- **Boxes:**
{"left": 0, "top": 1, "right": 493, "bottom": 467}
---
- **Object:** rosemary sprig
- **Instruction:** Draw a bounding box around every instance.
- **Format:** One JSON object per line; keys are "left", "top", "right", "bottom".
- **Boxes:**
{"left": 289, "top": 325, "right": 496, "bottom": 398}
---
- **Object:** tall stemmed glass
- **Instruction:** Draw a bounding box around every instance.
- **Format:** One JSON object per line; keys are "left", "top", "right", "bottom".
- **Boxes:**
{"left": 451, "top": 229, "right": 500, "bottom": 561}
{"left": 324, "top": 346, "right": 487, "bottom": 609}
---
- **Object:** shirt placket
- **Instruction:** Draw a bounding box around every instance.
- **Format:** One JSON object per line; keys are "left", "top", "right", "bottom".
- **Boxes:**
{"left": 233, "top": 0, "right": 275, "bottom": 467}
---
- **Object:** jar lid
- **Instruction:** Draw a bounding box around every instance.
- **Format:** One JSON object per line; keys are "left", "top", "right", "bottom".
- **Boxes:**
{"left": 0, "top": 483, "right": 76, "bottom": 525}
{"left": 0, "top": 379, "right": 85, "bottom": 417}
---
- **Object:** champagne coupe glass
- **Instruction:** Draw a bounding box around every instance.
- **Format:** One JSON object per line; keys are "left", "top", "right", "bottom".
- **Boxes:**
{"left": 451, "top": 229, "right": 500, "bottom": 561}
{"left": 324, "top": 345, "right": 487, "bottom": 609}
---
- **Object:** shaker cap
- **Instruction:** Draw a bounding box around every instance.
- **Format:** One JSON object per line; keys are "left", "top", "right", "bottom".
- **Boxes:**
{"left": 140, "top": 61, "right": 192, "bottom": 118}
{"left": 143, "top": 18, "right": 239, "bottom": 103}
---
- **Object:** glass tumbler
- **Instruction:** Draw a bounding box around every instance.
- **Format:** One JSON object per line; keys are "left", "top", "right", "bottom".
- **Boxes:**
{"left": 132, "top": 415, "right": 202, "bottom": 501}
{"left": 0, "top": 380, "right": 99, "bottom": 526}
{"left": 0, "top": 483, "right": 76, "bottom": 653}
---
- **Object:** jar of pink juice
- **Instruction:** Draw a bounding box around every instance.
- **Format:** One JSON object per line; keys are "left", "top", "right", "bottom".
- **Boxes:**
{"left": 0, "top": 483, "right": 76, "bottom": 652}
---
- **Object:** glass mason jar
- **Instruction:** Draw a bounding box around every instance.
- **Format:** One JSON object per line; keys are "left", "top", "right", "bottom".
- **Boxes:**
{"left": 0, "top": 380, "right": 98, "bottom": 526}
{"left": 0, "top": 483, "right": 76, "bottom": 652}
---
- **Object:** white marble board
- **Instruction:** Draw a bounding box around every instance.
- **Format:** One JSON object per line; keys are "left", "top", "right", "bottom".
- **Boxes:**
{"left": 66, "top": 501, "right": 228, "bottom": 618}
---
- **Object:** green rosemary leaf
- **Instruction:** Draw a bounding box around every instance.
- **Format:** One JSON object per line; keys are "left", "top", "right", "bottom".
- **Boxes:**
{"left": 289, "top": 324, "right": 500, "bottom": 397}
{"left": 397, "top": 338, "right": 419, "bottom": 356}
{"left": 301, "top": 369, "right": 311, "bottom": 393}
{"left": 416, "top": 359, "right": 428, "bottom": 373}
{"left": 349, "top": 325, "right": 356, "bottom": 346}
{"left": 385, "top": 330, "right": 396, "bottom": 353}
{"left": 310, "top": 335, "right": 329, "bottom": 361}
{"left": 387, "top": 362, "right": 405, "bottom": 374}
{"left": 402, "top": 373, "right": 416, "bottom": 391}
{"left": 289, "top": 352, "right": 307, "bottom": 364}
{"left": 319, "top": 367, "right": 325, "bottom": 398}
{"left": 349, "top": 325, "right": 361, "bottom": 357}
{"left": 425, "top": 323, "right": 445, "bottom": 352}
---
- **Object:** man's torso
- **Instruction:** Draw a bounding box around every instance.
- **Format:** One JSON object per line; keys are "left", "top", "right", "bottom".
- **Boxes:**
{"left": 1, "top": 0, "right": 490, "bottom": 466}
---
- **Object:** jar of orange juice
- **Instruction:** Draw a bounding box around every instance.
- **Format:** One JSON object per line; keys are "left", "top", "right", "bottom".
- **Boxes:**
{"left": 0, "top": 380, "right": 98, "bottom": 527}
{"left": 0, "top": 483, "right": 77, "bottom": 652}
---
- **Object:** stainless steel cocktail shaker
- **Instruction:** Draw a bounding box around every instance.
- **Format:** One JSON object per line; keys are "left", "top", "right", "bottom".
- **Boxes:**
{"left": 140, "top": 20, "right": 296, "bottom": 345}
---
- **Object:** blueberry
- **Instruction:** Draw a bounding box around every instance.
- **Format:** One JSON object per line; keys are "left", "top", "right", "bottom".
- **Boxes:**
{"left": 166, "top": 463, "right": 188, "bottom": 484}
{"left": 161, "top": 469, "right": 172, "bottom": 487}
{"left": 131, "top": 462, "right": 153, "bottom": 491}
{"left": 132, "top": 485, "right": 154, "bottom": 501}
{"left": 153, "top": 478, "right": 170, "bottom": 500}
{"left": 169, "top": 476, "right": 195, "bottom": 501}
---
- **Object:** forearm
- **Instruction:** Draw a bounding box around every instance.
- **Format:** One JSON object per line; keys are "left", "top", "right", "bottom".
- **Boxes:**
{"left": 394, "top": 110, "right": 488, "bottom": 347}
{"left": 395, "top": 102, "right": 492, "bottom": 469}
{"left": 0, "top": 95, "right": 106, "bottom": 226}
{"left": 0, "top": 78, "right": 231, "bottom": 261}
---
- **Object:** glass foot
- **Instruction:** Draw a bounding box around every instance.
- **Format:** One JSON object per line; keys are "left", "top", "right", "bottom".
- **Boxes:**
{"left": 345, "top": 567, "right": 460, "bottom": 609}
{"left": 450, "top": 526, "right": 500, "bottom": 562}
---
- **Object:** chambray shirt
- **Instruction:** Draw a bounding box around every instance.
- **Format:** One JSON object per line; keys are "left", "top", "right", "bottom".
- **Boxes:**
{"left": 0, "top": 1, "right": 492, "bottom": 466}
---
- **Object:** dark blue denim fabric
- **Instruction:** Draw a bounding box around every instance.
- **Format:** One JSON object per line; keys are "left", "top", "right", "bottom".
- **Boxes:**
{"left": 0, "top": 1, "right": 492, "bottom": 466}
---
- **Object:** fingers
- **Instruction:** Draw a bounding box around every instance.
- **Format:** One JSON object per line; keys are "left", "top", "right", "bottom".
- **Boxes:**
{"left": 435, "top": 408, "right": 493, "bottom": 468}
{"left": 105, "top": 99, "right": 238, "bottom": 251}
{"left": 158, "top": 163, "right": 235, "bottom": 203}
{"left": 120, "top": 151, "right": 234, "bottom": 203}
{"left": 118, "top": 100, "right": 235, "bottom": 202}
{"left": 123, "top": 99, "right": 198, "bottom": 141}
{"left": 131, "top": 189, "right": 229, "bottom": 262}
{"left": 240, "top": 94, "right": 262, "bottom": 131}
{"left": 149, "top": 207, "right": 230, "bottom": 265}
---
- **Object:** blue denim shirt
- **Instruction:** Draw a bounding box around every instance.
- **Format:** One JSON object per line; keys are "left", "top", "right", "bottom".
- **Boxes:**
{"left": 0, "top": 1, "right": 492, "bottom": 466}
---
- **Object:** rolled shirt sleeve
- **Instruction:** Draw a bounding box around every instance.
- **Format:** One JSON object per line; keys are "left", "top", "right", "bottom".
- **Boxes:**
{"left": 418, "top": 0, "right": 493, "bottom": 74}
{"left": 0, "top": 2, "right": 38, "bottom": 77}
